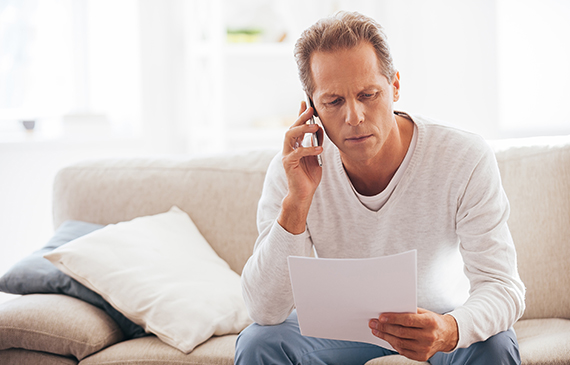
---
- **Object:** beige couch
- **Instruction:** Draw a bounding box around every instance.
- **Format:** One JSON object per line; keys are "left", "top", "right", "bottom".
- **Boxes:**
{"left": 0, "top": 135, "right": 569, "bottom": 365}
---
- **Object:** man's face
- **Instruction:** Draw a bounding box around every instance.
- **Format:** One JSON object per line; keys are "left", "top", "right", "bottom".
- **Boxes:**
{"left": 311, "top": 42, "right": 400, "bottom": 166}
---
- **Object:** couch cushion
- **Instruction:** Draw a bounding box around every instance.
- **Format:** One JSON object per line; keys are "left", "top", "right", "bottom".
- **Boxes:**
{"left": 0, "top": 349, "right": 77, "bottom": 365}
{"left": 514, "top": 318, "right": 570, "bottom": 364}
{"left": 0, "top": 294, "right": 123, "bottom": 360}
{"left": 491, "top": 135, "right": 570, "bottom": 320}
{"left": 80, "top": 335, "right": 237, "bottom": 365}
{"left": 51, "top": 149, "right": 278, "bottom": 275}
{"left": 0, "top": 220, "right": 145, "bottom": 339}
{"left": 44, "top": 206, "right": 252, "bottom": 354}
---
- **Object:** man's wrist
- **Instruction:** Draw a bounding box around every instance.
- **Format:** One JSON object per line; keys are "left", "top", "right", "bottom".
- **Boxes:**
{"left": 442, "top": 314, "right": 459, "bottom": 352}
{"left": 278, "top": 195, "right": 312, "bottom": 235}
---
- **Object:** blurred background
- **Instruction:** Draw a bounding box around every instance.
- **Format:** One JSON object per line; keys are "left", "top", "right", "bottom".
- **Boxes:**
{"left": 1, "top": 0, "right": 569, "bottom": 279}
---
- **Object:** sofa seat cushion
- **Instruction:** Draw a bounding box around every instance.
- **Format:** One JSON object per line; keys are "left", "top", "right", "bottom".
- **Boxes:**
{"left": 514, "top": 318, "right": 570, "bottom": 364}
{"left": 0, "top": 294, "right": 123, "bottom": 360}
{"left": 80, "top": 334, "right": 237, "bottom": 365}
{"left": 0, "top": 349, "right": 78, "bottom": 365}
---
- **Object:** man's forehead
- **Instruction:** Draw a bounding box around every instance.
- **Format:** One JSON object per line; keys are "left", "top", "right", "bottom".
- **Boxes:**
{"left": 310, "top": 43, "right": 388, "bottom": 97}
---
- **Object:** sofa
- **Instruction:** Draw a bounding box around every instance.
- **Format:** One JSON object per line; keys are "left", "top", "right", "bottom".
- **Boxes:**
{"left": 0, "top": 134, "right": 569, "bottom": 365}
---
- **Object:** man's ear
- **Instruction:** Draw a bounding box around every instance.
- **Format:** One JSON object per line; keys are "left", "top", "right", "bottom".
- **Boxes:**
{"left": 392, "top": 71, "right": 400, "bottom": 102}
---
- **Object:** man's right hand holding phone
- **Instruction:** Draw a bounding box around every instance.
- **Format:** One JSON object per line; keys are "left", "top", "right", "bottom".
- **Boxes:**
{"left": 278, "top": 101, "right": 324, "bottom": 235}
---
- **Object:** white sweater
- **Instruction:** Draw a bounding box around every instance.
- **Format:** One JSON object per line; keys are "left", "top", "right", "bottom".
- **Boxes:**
{"left": 241, "top": 114, "right": 526, "bottom": 349}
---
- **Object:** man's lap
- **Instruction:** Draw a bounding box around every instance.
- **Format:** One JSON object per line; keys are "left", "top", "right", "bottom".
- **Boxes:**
{"left": 235, "top": 311, "right": 520, "bottom": 365}
{"left": 235, "top": 311, "right": 396, "bottom": 364}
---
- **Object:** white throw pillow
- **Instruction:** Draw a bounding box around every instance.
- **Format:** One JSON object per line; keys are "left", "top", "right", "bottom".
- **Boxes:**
{"left": 44, "top": 206, "right": 252, "bottom": 353}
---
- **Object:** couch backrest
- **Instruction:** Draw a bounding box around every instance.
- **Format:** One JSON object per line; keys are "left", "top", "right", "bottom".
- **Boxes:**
{"left": 52, "top": 149, "right": 278, "bottom": 275}
{"left": 491, "top": 135, "right": 570, "bottom": 320}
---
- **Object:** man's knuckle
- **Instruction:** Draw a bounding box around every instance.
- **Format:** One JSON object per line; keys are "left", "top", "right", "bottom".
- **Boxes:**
{"left": 394, "top": 338, "right": 404, "bottom": 349}
{"left": 426, "top": 332, "right": 437, "bottom": 343}
{"left": 394, "top": 326, "right": 405, "bottom": 337}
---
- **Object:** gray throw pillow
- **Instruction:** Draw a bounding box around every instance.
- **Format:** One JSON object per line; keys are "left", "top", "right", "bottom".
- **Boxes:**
{"left": 0, "top": 220, "right": 146, "bottom": 339}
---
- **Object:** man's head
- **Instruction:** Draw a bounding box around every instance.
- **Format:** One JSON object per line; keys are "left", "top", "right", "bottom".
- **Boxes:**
{"left": 294, "top": 11, "right": 396, "bottom": 98}
{"left": 293, "top": 12, "right": 403, "bottom": 168}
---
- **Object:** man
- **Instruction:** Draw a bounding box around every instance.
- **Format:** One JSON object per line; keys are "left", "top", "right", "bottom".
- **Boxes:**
{"left": 235, "top": 11, "right": 525, "bottom": 365}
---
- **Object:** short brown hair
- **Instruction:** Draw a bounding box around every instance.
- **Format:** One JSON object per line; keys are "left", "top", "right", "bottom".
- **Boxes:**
{"left": 294, "top": 11, "right": 396, "bottom": 97}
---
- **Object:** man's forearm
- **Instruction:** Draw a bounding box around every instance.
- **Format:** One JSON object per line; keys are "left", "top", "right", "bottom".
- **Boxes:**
{"left": 277, "top": 194, "right": 313, "bottom": 235}
{"left": 241, "top": 219, "right": 312, "bottom": 325}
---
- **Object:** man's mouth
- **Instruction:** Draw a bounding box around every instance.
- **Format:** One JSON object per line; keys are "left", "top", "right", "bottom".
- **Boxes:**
{"left": 346, "top": 134, "right": 372, "bottom": 143}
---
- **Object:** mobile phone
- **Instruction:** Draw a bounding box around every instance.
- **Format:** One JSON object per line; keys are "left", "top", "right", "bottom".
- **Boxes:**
{"left": 305, "top": 94, "right": 323, "bottom": 167}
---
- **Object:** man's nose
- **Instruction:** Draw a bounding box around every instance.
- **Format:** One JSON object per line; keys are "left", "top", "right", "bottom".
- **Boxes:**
{"left": 345, "top": 99, "right": 364, "bottom": 126}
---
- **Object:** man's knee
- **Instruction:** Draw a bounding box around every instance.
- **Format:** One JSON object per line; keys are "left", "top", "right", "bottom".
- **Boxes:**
{"left": 235, "top": 320, "right": 300, "bottom": 364}
{"left": 452, "top": 328, "right": 520, "bottom": 365}
{"left": 481, "top": 328, "right": 520, "bottom": 364}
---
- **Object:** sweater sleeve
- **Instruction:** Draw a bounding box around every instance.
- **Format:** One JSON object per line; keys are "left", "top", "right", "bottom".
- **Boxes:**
{"left": 448, "top": 143, "right": 526, "bottom": 349}
{"left": 241, "top": 153, "right": 314, "bottom": 325}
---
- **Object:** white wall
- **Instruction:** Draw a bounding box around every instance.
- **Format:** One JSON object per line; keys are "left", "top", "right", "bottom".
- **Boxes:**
{"left": 378, "top": 0, "right": 500, "bottom": 137}
{"left": 497, "top": 0, "right": 570, "bottom": 137}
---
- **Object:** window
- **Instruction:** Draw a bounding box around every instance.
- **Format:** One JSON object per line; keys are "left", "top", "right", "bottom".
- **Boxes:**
{"left": 0, "top": 0, "right": 141, "bottom": 140}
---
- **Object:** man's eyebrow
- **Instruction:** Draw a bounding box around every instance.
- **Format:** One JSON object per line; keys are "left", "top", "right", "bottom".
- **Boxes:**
{"left": 320, "top": 92, "right": 341, "bottom": 99}
{"left": 319, "top": 86, "right": 382, "bottom": 99}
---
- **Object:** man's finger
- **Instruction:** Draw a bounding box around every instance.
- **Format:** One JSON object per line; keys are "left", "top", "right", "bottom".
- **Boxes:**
{"left": 373, "top": 329, "right": 420, "bottom": 353}
{"left": 370, "top": 320, "right": 422, "bottom": 341}
{"left": 416, "top": 308, "right": 430, "bottom": 315}
{"left": 379, "top": 313, "right": 423, "bottom": 328}
{"left": 291, "top": 105, "right": 314, "bottom": 128}
{"left": 283, "top": 123, "right": 320, "bottom": 153}
{"left": 298, "top": 100, "right": 307, "bottom": 116}
{"left": 288, "top": 145, "right": 323, "bottom": 161}
{"left": 370, "top": 324, "right": 433, "bottom": 362}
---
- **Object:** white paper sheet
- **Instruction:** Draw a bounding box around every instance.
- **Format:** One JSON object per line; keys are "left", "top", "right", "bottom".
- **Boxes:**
{"left": 287, "top": 250, "right": 417, "bottom": 351}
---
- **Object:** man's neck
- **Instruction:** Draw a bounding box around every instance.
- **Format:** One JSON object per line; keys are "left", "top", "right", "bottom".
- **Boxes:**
{"left": 342, "top": 114, "right": 414, "bottom": 196}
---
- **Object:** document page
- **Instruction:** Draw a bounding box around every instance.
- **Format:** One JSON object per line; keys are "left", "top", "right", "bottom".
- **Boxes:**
{"left": 287, "top": 250, "right": 417, "bottom": 351}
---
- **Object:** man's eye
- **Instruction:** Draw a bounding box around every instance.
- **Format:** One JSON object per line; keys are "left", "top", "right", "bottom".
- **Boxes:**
{"left": 329, "top": 98, "right": 341, "bottom": 105}
{"left": 361, "top": 93, "right": 376, "bottom": 99}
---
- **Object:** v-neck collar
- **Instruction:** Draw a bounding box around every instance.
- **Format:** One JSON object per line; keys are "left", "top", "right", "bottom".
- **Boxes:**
{"left": 332, "top": 111, "right": 425, "bottom": 215}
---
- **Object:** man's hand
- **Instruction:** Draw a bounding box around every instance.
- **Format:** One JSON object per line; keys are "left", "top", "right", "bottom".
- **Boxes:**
{"left": 368, "top": 308, "right": 459, "bottom": 362}
{"left": 277, "top": 101, "right": 324, "bottom": 235}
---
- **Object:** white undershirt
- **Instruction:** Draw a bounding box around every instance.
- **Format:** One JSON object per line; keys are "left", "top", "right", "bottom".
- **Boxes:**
{"left": 348, "top": 123, "right": 418, "bottom": 211}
